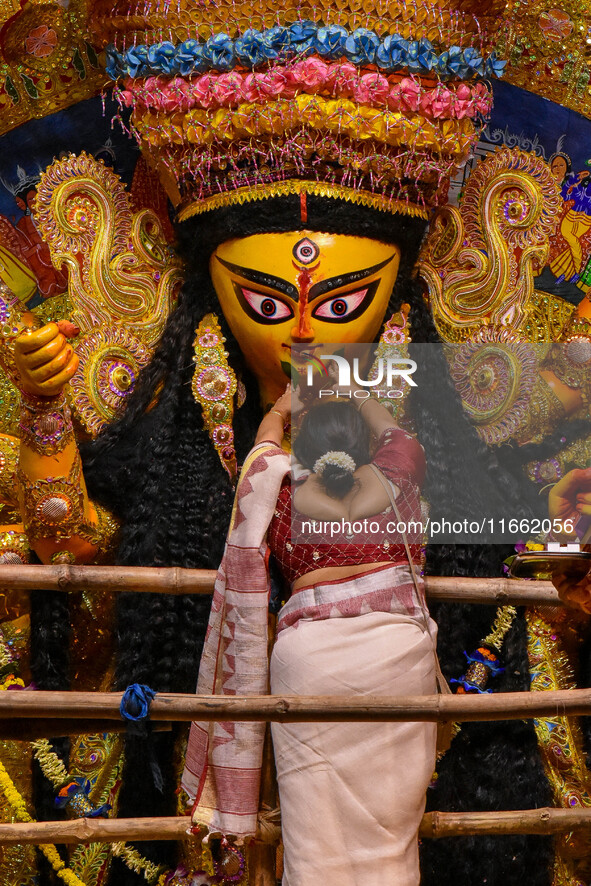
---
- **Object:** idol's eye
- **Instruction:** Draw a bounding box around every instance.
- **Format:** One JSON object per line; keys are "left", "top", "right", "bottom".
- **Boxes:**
{"left": 239, "top": 287, "right": 294, "bottom": 324}
{"left": 312, "top": 283, "right": 377, "bottom": 323}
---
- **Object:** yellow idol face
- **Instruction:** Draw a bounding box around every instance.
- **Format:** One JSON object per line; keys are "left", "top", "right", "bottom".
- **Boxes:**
{"left": 211, "top": 231, "right": 401, "bottom": 408}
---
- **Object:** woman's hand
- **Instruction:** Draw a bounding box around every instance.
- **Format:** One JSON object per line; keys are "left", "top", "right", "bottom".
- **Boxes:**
{"left": 254, "top": 384, "right": 296, "bottom": 445}
{"left": 271, "top": 384, "right": 295, "bottom": 421}
{"left": 552, "top": 570, "right": 591, "bottom": 615}
{"left": 548, "top": 467, "right": 591, "bottom": 539}
{"left": 14, "top": 323, "right": 79, "bottom": 397}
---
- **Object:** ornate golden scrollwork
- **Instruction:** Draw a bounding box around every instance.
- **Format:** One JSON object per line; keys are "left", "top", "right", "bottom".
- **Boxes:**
{"left": 420, "top": 147, "right": 562, "bottom": 338}
{"left": 33, "top": 152, "right": 183, "bottom": 434}
{"left": 420, "top": 147, "right": 576, "bottom": 445}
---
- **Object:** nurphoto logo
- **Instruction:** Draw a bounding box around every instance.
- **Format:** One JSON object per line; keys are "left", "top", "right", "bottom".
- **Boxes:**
{"left": 304, "top": 353, "right": 417, "bottom": 399}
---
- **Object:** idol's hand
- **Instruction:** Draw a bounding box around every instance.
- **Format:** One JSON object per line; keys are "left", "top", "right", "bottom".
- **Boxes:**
{"left": 14, "top": 322, "right": 79, "bottom": 397}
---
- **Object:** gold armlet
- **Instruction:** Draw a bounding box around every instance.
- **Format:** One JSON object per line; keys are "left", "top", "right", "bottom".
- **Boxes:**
{"left": 17, "top": 452, "right": 85, "bottom": 541}
{"left": 77, "top": 502, "right": 121, "bottom": 558}
{"left": 514, "top": 374, "right": 566, "bottom": 444}
{"left": 543, "top": 337, "right": 591, "bottom": 402}
{"left": 0, "top": 529, "right": 31, "bottom": 566}
{"left": 0, "top": 435, "right": 20, "bottom": 507}
{"left": 19, "top": 391, "right": 75, "bottom": 456}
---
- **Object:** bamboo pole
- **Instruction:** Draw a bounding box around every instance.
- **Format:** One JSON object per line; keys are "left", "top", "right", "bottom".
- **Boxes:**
{"left": 0, "top": 565, "right": 562, "bottom": 606}
{"left": 0, "top": 808, "right": 589, "bottom": 845}
{"left": 0, "top": 688, "right": 589, "bottom": 722}
{"left": 419, "top": 808, "right": 591, "bottom": 838}
{"left": 0, "top": 565, "right": 217, "bottom": 595}
{"left": 425, "top": 575, "right": 560, "bottom": 607}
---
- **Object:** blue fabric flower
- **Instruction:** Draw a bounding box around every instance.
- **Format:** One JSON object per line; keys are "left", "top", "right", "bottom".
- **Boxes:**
{"left": 203, "top": 32, "right": 235, "bottom": 71}
{"left": 288, "top": 20, "right": 317, "bottom": 55}
{"left": 417, "top": 38, "right": 437, "bottom": 72}
{"left": 463, "top": 46, "right": 485, "bottom": 77}
{"left": 175, "top": 40, "right": 205, "bottom": 76}
{"left": 443, "top": 45, "right": 470, "bottom": 78}
{"left": 315, "top": 25, "right": 348, "bottom": 59}
{"left": 124, "top": 45, "right": 149, "bottom": 78}
{"left": 485, "top": 51, "right": 506, "bottom": 78}
{"left": 376, "top": 34, "right": 408, "bottom": 71}
{"left": 235, "top": 29, "right": 274, "bottom": 67}
{"left": 345, "top": 28, "right": 380, "bottom": 65}
{"left": 147, "top": 41, "right": 177, "bottom": 75}
{"left": 405, "top": 40, "right": 423, "bottom": 74}
{"left": 435, "top": 50, "right": 450, "bottom": 77}
{"left": 105, "top": 45, "right": 123, "bottom": 80}
{"left": 265, "top": 25, "right": 291, "bottom": 55}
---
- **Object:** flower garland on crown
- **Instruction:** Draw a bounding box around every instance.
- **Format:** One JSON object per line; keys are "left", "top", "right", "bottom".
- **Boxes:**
{"left": 118, "top": 61, "right": 493, "bottom": 121}
{"left": 105, "top": 25, "right": 505, "bottom": 81}
{"left": 104, "top": 15, "right": 505, "bottom": 215}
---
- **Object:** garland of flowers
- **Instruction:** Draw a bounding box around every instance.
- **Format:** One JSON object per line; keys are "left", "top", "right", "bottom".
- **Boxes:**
{"left": 134, "top": 95, "right": 474, "bottom": 156}
{"left": 31, "top": 738, "right": 165, "bottom": 884}
{"left": 118, "top": 63, "right": 493, "bottom": 120}
{"left": 0, "top": 601, "right": 164, "bottom": 883}
{"left": 0, "top": 757, "right": 85, "bottom": 886}
{"left": 105, "top": 25, "right": 506, "bottom": 80}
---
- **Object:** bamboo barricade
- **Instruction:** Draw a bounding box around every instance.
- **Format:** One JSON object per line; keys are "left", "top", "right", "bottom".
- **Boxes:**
{"left": 0, "top": 688, "right": 590, "bottom": 722}
{"left": 0, "top": 808, "right": 589, "bottom": 845}
{"left": 0, "top": 564, "right": 562, "bottom": 606}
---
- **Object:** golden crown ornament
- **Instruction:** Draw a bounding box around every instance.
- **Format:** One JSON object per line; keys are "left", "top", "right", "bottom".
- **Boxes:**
{"left": 91, "top": 0, "right": 507, "bottom": 219}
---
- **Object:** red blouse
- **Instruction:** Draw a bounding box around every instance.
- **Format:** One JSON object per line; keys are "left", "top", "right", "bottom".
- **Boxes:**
{"left": 267, "top": 428, "right": 426, "bottom": 585}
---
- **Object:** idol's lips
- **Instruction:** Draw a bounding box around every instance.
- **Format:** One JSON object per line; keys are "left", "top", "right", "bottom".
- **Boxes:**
{"left": 282, "top": 344, "right": 328, "bottom": 370}
{"left": 281, "top": 343, "right": 327, "bottom": 354}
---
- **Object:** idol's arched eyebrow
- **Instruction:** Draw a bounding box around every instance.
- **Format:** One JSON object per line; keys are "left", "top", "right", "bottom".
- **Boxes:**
{"left": 308, "top": 254, "right": 396, "bottom": 300}
{"left": 215, "top": 253, "right": 397, "bottom": 302}
{"left": 215, "top": 256, "right": 298, "bottom": 300}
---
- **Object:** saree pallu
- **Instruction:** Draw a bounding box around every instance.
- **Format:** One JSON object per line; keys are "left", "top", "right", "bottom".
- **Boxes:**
{"left": 271, "top": 566, "right": 437, "bottom": 886}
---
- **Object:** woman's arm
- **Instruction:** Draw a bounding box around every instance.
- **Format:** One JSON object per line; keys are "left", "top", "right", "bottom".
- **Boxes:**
{"left": 355, "top": 394, "right": 398, "bottom": 438}
{"left": 254, "top": 385, "right": 293, "bottom": 446}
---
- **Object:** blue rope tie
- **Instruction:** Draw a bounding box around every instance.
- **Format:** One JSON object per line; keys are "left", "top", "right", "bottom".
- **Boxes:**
{"left": 119, "top": 683, "right": 157, "bottom": 722}
{"left": 119, "top": 684, "right": 163, "bottom": 791}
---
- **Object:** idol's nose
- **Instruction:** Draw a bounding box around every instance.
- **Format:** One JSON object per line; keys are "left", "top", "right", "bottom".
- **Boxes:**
{"left": 290, "top": 312, "right": 315, "bottom": 343}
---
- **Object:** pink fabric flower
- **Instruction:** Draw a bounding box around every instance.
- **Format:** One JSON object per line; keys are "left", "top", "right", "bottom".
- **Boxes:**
{"left": 118, "top": 85, "right": 135, "bottom": 108}
{"left": 325, "top": 62, "right": 358, "bottom": 98}
{"left": 192, "top": 74, "right": 217, "bottom": 109}
{"left": 288, "top": 57, "right": 329, "bottom": 93}
{"left": 399, "top": 77, "right": 421, "bottom": 112}
{"left": 421, "top": 86, "right": 453, "bottom": 119}
{"left": 255, "top": 70, "right": 293, "bottom": 99}
{"left": 472, "top": 81, "right": 492, "bottom": 114}
{"left": 387, "top": 83, "right": 402, "bottom": 111}
{"left": 240, "top": 73, "right": 260, "bottom": 102}
{"left": 211, "top": 72, "right": 244, "bottom": 107}
{"left": 138, "top": 77, "right": 167, "bottom": 109}
{"left": 453, "top": 84, "right": 474, "bottom": 119}
{"left": 165, "top": 77, "right": 195, "bottom": 111}
{"left": 355, "top": 72, "right": 389, "bottom": 104}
